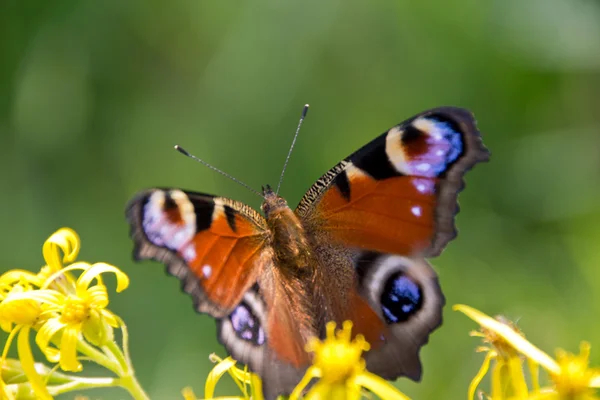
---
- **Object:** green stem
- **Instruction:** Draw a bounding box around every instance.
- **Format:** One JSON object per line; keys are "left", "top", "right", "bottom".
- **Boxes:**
{"left": 101, "top": 324, "right": 150, "bottom": 400}
{"left": 47, "top": 376, "right": 118, "bottom": 396}
{"left": 119, "top": 319, "right": 134, "bottom": 368}
{"left": 76, "top": 338, "right": 122, "bottom": 375}
{"left": 117, "top": 374, "right": 151, "bottom": 400}
{"left": 103, "top": 338, "right": 128, "bottom": 372}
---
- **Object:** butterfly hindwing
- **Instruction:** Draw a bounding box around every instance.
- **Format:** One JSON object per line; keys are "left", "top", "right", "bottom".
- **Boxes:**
{"left": 126, "top": 188, "right": 271, "bottom": 317}
{"left": 354, "top": 252, "right": 444, "bottom": 381}
{"left": 297, "top": 106, "right": 489, "bottom": 257}
{"left": 217, "top": 283, "right": 307, "bottom": 400}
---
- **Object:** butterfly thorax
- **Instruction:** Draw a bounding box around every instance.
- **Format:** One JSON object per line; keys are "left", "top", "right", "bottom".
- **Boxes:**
{"left": 261, "top": 188, "right": 312, "bottom": 274}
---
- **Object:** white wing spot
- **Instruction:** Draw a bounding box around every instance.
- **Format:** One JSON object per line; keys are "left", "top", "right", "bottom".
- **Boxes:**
{"left": 182, "top": 246, "right": 196, "bottom": 262}
{"left": 202, "top": 265, "right": 212, "bottom": 278}
{"left": 416, "top": 163, "right": 431, "bottom": 172}
{"left": 142, "top": 191, "right": 196, "bottom": 250}
{"left": 412, "top": 178, "right": 434, "bottom": 195}
{"left": 411, "top": 206, "right": 422, "bottom": 217}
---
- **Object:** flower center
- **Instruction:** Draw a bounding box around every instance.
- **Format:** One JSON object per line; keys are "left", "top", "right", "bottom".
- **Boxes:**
{"left": 307, "top": 321, "right": 371, "bottom": 384}
{"left": 60, "top": 296, "right": 89, "bottom": 324}
{"left": 315, "top": 342, "right": 363, "bottom": 383}
{"left": 553, "top": 353, "right": 595, "bottom": 395}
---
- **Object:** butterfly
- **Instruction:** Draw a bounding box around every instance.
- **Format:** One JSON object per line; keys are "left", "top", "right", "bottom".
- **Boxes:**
{"left": 126, "top": 106, "right": 489, "bottom": 399}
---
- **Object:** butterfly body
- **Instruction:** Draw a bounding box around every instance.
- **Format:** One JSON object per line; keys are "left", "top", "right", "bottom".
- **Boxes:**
{"left": 126, "top": 107, "right": 489, "bottom": 399}
{"left": 262, "top": 186, "right": 312, "bottom": 273}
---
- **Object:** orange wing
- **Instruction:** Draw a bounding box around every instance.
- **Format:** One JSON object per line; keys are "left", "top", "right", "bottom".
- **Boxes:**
{"left": 297, "top": 107, "right": 489, "bottom": 257}
{"left": 127, "top": 189, "right": 271, "bottom": 317}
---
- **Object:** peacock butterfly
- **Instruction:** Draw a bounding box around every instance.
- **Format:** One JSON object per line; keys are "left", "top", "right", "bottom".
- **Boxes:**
{"left": 126, "top": 106, "right": 489, "bottom": 399}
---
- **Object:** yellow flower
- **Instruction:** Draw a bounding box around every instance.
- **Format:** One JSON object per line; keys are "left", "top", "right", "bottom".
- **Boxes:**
{"left": 30, "top": 261, "right": 129, "bottom": 371}
{"left": 197, "top": 321, "right": 410, "bottom": 400}
{"left": 547, "top": 342, "right": 600, "bottom": 400}
{"left": 0, "top": 232, "right": 129, "bottom": 373}
{"left": 290, "top": 321, "right": 410, "bottom": 400}
{"left": 0, "top": 227, "right": 132, "bottom": 399}
{"left": 199, "top": 353, "right": 263, "bottom": 400}
{"left": 455, "top": 304, "right": 600, "bottom": 400}
{"left": 0, "top": 278, "right": 51, "bottom": 399}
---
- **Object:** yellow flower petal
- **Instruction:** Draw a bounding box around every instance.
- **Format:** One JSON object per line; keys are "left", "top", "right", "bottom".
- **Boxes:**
{"left": 468, "top": 349, "right": 496, "bottom": 400}
{"left": 82, "top": 310, "right": 114, "bottom": 346}
{"left": 552, "top": 341, "right": 600, "bottom": 396}
{"left": 5, "top": 289, "right": 64, "bottom": 307}
{"left": 529, "top": 358, "right": 541, "bottom": 394}
{"left": 305, "top": 381, "right": 360, "bottom": 400}
{"left": 506, "top": 352, "right": 528, "bottom": 398}
{"left": 454, "top": 304, "right": 560, "bottom": 375}
{"left": 99, "top": 309, "right": 120, "bottom": 328}
{"left": 491, "top": 358, "right": 506, "bottom": 399}
{"left": 85, "top": 284, "right": 109, "bottom": 309}
{"left": 181, "top": 387, "right": 197, "bottom": 400}
{"left": 17, "top": 326, "right": 52, "bottom": 399}
{"left": 77, "top": 263, "right": 129, "bottom": 294}
{"left": 0, "top": 270, "right": 43, "bottom": 289}
{"left": 40, "top": 262, "right": 93, "bottom": 290}
{"left": 0, "top": 321, "right": 13, "bottom": 332}
{"left": 59, "top": 324, "right": 82, "bottom": 372}
{"left": 204, "top": 356, "right": 238, "bottom": 399}
{"left": 249, "top": 373, "right": 264, "bottom": 400}
{"left": 43, "top": 228, "right": 80, "bottom": 272}
{"left": 0, "top": 295, "right": 41, "bottom": 327}
{"left": 354, "top": 371, "right": 411, "bottom": 400}
{"left": 35, "top": 318, "right": 67, "bottom": 363}
{"left": 290, "top": 366, "right": 322, "bottom": 400}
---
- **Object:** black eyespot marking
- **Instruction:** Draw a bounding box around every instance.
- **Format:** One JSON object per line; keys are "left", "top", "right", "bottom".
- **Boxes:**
{"left": 402, "top": 125, "right": 424, "bottom": 143}
{"left": 380, "top": 272, "right": 423, "bottom": 324}
{"left": 224, "top": 205, "right": 237, "bottom": 232}
{"left": 228, "top": 302, "right": 265, "bottom": 345}
{"left": 333, "top": 171, "right": 351, "bottom": 201}
{"left": 350, "top": 136, "right": 402, "bottom": 180}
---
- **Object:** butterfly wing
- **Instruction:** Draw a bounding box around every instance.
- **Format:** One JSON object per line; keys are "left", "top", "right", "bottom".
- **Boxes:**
{"left": 126, "top": 188, "right": 271, "bottom": 317}
{"left": 354, "top": 252, "right": 444, "bottom": 380}
{"left": 297, "top": 106, "right": 489, "bottom": 258}
{"left": 296, "top": 107, "right": 487, "bottom": 379}
{"left": 217, "top": 283, "right": 308, "bottom": 400}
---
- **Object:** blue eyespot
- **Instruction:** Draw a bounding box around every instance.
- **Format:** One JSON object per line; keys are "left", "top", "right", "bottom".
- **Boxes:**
{"left": 380, "top": 273, "right": 423, "bottom": 324}
{"left": 228, "top": 302, "right": 265, "bottom": 345}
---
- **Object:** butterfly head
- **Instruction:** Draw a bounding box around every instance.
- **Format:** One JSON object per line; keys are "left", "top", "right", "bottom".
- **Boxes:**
{"left": 260, "top": 184, "right": 289, "bottom": 218}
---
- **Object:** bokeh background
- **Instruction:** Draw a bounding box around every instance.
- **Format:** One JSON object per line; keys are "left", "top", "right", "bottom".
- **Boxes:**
{"left": 2, "top": 1, "right": 600, "bottom": 399}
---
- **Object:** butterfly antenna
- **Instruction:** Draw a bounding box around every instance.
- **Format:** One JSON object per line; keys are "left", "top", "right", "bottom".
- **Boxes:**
{"left": 174, "top": 145, "right": 264, "bottom": 199}
{"left": 276, "top": 104, "right": 309, "bottom": 195}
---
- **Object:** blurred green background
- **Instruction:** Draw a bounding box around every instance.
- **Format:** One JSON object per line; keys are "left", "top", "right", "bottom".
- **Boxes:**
{"left": 2, "top": 0, "right": 600, "bottom": 399}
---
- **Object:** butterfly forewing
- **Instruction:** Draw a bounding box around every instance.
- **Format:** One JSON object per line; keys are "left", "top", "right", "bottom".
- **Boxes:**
{"left": 126, "top": 188, "right": 271, "bottom": 317}
{"left": 296, "top": 106, "right": 489, "bottom": 257}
